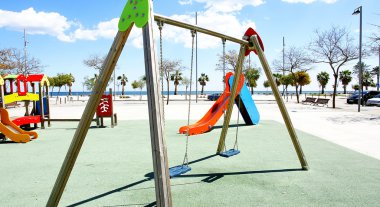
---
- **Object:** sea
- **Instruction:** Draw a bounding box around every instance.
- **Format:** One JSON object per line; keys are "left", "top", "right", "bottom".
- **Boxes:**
{"left": 49, "top": 90, "right": 349, "bottom": 97}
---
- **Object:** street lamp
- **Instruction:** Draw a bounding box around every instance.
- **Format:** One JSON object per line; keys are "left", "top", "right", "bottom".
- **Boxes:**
{"left": 353, "top": 6, "right": 362, "bottom": 112}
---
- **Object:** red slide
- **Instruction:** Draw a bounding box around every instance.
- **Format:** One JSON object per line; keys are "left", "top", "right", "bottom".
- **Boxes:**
{"left": 179, "top": 72, "right": 244, "bottom": 135}
{"left": 12, "top": 116, "right": 41, "bottom": 126}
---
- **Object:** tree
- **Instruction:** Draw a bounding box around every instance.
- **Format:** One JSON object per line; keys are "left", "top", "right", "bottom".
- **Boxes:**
{"left": 352, "top": 84, "right": 360, "bottom": 91}
{"left": 138, "top": 79, "right": 146, "bottom": 100}
{"left": 362, "top": 71, "right": 374, "bottom": 90}
{"left": 295, "top": 71, "right": 311, "bottom": 94}
{"left": 131, "top": 80, "right": 145, "bottom": 100}
{"left": 198, "top": 73, "right": 209, "bottom": 95}
{"left": 83, "top": 54, "right": 113, "bottom": 86}
{"left": 54, "top": 73, "right": 71, "bottom": 97}
{"left": 370, "top": 66, "right": 379, "bottom": 91}
{"left": 273, "top": 73, "right": 282, "bottom": 87}
{"left": 353, "top": 62, "right": 370, "bottom": 74}
{"left": 244, "top": 68, "right": 260, "bottom": 94}
{"left": 309, "top": 26, "right": 359, "bottom": 108}
{"left": 47, "top": 76, "right": 55, "bottom": 95}
{"left": 280, "top": 74, "right": 293, "bottom": 98}
{"left": 170, "top": 70, "right": 183, "bottom": 95}
{"left": 181, "top": 77, "right": 191, "bottom": 100}
{"left": 339, "top": 70, "right": 352, "bottom": 94}
{"left": 0, "top": 48, "right": 16, "bottom": 71}
{"left": 317, "top": 71, "right": 330, "bottom": 94}
{"left": 263, "top": 80, "right": 270, "bottom": 90}
{"left": 65, "top": 73, "right": 75, "bottom": 96}
{"left": 83, "top": 55, "right": 105, "bottom": 72}
{"left": 0, "top": 48, "right": 43, "bottom": 75}
{"left": 159, "top": 59, "right": 183, "bottom": 104}
{"left": 216, "top": 49, "right": 253, "bottom": 72}
{"left": 117, "top": 74, "right": 128, "bottom": 95}
{"left": 274, "top": 46, "right": 311, "bottom": 103}
{"left": 83, "top": 74, "right": 98, "bottom": 91}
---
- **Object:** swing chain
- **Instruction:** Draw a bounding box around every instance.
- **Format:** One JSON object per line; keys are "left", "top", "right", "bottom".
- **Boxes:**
{"left": 233, "top": 95, "right": 241, "bottom": 150}
{"left": 182, "top": 29, "right": 196, "bottom": 166}
{"left": 157, "top": 20, "right": 165, "bottom": 121}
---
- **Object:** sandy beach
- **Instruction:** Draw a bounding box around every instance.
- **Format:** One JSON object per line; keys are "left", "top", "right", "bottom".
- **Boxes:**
{"left": 9, "top": 93, "right": 380, "bottom": 160}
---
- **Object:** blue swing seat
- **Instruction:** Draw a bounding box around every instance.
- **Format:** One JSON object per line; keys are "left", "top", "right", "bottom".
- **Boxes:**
{"left": 169, "top": 165, "right": 191, "bottom": 178}
{"left": 219, "top": 149, "right": 240, "bottom": 158}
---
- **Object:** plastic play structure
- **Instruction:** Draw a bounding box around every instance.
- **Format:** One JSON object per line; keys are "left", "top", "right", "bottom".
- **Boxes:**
{"left": 46, "top": 1, "right": 309, "bottom": 206}
{"left": 179, "top": 72, "right": 260, "bottom": 135}
{"left": 1, "top": 74, "right": 51, "bottom": 129}
{"left": 0, "top": 74, "right": 51, "bottom": 142}
{"left": 0, "top": 108, "right": 38, "bottom": 143}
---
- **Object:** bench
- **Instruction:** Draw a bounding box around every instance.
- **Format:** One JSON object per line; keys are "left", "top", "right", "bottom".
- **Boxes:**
{"left": 302, "top": 97, "right": 317, "bottom": 104}
{"left": 313, "top": 98, "right": 330, "bottom": 107}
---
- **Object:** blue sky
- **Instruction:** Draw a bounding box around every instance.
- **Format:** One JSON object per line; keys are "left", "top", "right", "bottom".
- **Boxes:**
{"left": 0, "top": 0, "right": 379, "bottom": 92}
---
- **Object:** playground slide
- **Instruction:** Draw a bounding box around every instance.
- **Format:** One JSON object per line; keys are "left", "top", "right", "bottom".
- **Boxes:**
{"left": 0, "top": 109, "right": 38, "bottom": 143}
{"left": 179, "top": 73, "right": 245, "bottom": 135}
{"left": 12, "top": 116, "right": 41, "bottom": 126}
{"left": 229, "top": 76, "right": 260, "bottom": 125}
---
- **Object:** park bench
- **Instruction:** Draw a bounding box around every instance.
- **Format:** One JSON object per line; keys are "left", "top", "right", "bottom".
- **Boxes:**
{"left": 302, "top": 97, "right": 317, "bottom": 105}
{"left": 313, "top": 98, "right": 330, "bottom": 107}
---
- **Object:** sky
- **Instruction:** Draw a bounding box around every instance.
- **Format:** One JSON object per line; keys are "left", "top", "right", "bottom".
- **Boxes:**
{"left": 0, "top": 0, "right": 379, "bottom": 93}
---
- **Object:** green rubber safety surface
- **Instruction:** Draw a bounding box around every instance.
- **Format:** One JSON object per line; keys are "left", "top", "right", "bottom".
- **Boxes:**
{"left": 119, "top": 0, "right": 149, "bottom": 30}
{"left": 1, "top": 120, "right": 380, "bottom": 206}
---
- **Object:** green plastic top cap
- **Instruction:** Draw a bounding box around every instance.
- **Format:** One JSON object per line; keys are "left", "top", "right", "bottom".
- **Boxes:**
{"left": 118, "top": 0, "right": 150, "bottom": 31}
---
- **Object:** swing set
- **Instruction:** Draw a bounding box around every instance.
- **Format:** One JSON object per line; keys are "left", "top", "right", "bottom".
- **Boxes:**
{"left": 46, "top": 1, "right": 309, "bottom": 206}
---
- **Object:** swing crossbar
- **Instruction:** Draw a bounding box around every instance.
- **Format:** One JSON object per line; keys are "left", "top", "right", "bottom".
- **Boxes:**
{"left": 169, "top": 165, "right": 191, "bottom": 178}
{"left": 154, "top": 14, "right": 247, "bottom": 45}
{"left": 219, "top": 149, "right": 240, "bottom": 158}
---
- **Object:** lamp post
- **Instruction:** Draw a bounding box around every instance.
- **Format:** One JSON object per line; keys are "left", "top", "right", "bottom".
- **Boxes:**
{"left": 353, "top": 6, "right": 362, "bottom": 112}
{"left": 377, "top": 47, "right": 380, "bottom": 91}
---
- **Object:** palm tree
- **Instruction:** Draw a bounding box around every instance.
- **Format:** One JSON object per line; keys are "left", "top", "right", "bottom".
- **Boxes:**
{"left": 370, "top": 66, "right": 379, "bottom": 91}
{"left": 198, "top": 73, "right": 209, "bottom": 95}
{"left": 117, "top": 74, "right": 128, "bottom": 95}
{"left": 273, "top": 73, "right": 282, "bottom": 87}
{"left": 339, "top": 70, "right": 352, "bottom": 94}
{"left": 317, "top": 71, "right": 330, "bottom": 94}
{"left": 295, "top": 71, "right": 311, "bottom": 94}
{"left": 66, "top": 73, "right": 75, "bottom": 96}
{"left": 170, "top": 70, "right": 183, "bottom": 95}
{"left": 362, "top": 71, "right": 374, "bottom": 90}
{"left": 263, "top": 80, "right": 270, "bottom": 91}
{"left": 244, "top": 68, "right": 260, "bottom": 94}
{"left": 353, "top": 62, "right": 370, "bottom": 76}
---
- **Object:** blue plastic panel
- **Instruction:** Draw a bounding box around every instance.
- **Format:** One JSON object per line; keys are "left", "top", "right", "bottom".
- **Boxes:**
{"left": 219, "top": 149, "right": 240, "bottom": 158}
{"left": 169, "top": 165, "right": 191, "bottom": 178}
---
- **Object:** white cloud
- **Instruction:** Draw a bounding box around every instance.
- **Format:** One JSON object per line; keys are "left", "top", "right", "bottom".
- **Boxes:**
{"left": 158, "top": 11, "right": 256, "bottom": 49}
{"left": 178, "top": 0, "right": 192, "bottom": 5}
{"left": 71, "top": 18, "right": 119, "bottom": 41}
{"left": 194, "top": 0, "right": 265, "bottom": 13}
{"left": 0, "top": 7, "right": 72, "bottom": 41}
{"left": 0, "top": 2, "right": 260, "bottom": 48}
{"left": 282, "top": 0, "right": 337, "bottom": 4}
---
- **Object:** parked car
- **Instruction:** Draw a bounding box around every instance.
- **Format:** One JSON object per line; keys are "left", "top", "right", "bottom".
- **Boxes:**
{"left": 366, "top": 93, "right": 380, "bottom": 106}
{"left": 207, "top": 93, "right": 222, "bottom": 101}
{"left": 347, "top": 91, "right": 380, "bottom": 104}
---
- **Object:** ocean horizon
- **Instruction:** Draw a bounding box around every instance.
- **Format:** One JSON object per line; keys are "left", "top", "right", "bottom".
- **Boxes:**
{"left": 48, "top": 90, "right": 353, "bottom": 97}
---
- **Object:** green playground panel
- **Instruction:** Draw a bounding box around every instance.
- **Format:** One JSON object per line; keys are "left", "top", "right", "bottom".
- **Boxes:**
{"left": 119, "top": 0, "right": 149, "bottom": 30}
